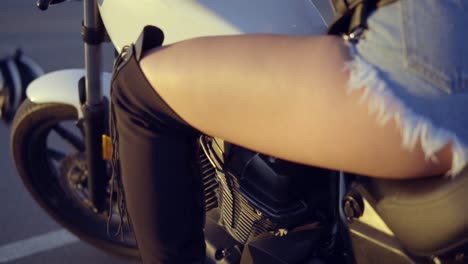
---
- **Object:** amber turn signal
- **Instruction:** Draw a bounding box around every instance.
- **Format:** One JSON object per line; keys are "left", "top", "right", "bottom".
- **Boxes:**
{"left": 102, "top": 134, "right": 112, "bottom": 160}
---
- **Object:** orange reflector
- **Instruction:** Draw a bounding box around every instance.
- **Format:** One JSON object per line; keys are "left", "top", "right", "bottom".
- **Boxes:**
{"left": 102, "top": 134, "right": 112, "bottom": 160}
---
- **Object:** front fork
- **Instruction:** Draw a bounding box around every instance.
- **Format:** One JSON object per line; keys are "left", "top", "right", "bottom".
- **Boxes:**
{"left": 81, "top": 0, "right": 109, "bottom": 212}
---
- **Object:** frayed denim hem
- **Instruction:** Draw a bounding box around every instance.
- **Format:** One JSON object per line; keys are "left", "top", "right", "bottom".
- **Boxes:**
{"left": 344, "top": 45, "right": 468, "bottom": 177}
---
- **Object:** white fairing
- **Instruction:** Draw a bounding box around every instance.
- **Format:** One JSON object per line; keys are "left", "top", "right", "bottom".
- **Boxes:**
{"left": 98, "top": 0, "right": 328, "bottom": 50}
{"left": 27, "top": 70, "right": 111, "bottom": 118}
{"left": 27, "top": 1, "right": 328, "bottom": 116}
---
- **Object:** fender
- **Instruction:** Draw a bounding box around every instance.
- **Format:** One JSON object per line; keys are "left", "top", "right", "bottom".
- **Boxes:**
{"left": 26, "top": 69, "right": 111, "bottom": 118}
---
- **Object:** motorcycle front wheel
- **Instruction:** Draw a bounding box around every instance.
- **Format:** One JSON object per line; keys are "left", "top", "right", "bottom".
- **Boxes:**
{"left": 10, "top": 99, "right": 139, "bottom": 259}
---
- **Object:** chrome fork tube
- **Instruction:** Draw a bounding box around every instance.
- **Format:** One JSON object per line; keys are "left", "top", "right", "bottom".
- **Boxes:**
{"left": 83, "top": 0, "right": 102, "bottom": 105}
{"left": 82, "top": 0, "right": 108, "bottom": 212}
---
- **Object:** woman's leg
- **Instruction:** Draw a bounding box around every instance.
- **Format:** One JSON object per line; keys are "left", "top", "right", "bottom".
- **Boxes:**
{"left": 111, "top": 51, "right": 206, "bottom": 263}
{"left": 139, "top": 34, "right": 452, "bottom": 179}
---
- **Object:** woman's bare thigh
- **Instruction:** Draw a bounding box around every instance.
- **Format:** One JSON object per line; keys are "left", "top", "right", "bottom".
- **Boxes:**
{"left": 139, "top": 34, "right": 452, "bottom": 179}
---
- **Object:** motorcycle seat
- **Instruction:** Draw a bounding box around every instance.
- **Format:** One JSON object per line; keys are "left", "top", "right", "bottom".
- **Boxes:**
{"left": 362, "top": 165, "right": 468, "bottom": 257}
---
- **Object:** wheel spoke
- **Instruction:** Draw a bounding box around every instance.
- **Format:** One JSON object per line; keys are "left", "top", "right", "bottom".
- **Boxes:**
{"left": 52, "top": 124, "right": 85, "bottom": 152}
{"left": 47, "top": 148, "right": 67, "bottom": 161}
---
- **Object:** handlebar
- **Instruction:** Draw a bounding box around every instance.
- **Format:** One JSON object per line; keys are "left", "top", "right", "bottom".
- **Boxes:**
{"left": 36, "top": 0, "right": 67, "bottom": 11}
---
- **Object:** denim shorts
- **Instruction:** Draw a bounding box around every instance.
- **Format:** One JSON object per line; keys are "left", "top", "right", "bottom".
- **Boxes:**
{"left": 344, "top": 0, "right": 468, "bottom": 176}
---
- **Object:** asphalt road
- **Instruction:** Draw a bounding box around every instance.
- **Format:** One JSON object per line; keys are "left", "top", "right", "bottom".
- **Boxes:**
{"left": 0, "top": 1, "right": 333, "bottom": 263}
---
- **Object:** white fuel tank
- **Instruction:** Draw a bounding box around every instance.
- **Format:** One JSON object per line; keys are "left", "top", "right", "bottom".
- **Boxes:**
{"left": 98, "top": 0, "right": 328, "bottom": 50}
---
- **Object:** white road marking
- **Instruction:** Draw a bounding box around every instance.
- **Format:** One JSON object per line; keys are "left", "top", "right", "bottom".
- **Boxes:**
{"left": 0, "top": 229, "right": 79, "bottom": 263}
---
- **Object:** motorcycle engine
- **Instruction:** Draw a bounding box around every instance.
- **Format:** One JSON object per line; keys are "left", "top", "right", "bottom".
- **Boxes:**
{"left": 199, "top": 137, "right": 336, "bottom": 244}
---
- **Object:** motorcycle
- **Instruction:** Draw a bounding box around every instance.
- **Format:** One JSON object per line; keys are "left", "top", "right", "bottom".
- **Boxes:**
{"left": 0, "top": 48, "right": 44, "bottom": 123}
{"left": 9, "top": 0, "right": 468, "bottom": 263}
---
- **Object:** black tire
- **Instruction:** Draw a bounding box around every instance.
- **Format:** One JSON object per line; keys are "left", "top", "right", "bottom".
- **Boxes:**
{"left": 10, "top": 99, "right": 139, "bottom": 259}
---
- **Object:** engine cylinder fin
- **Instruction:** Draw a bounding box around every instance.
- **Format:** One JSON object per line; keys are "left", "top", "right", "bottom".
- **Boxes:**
{"left": 199, "top": 152, "right": 219, "bottom": 212}
{"left": 214, "top": 170, "right": 277, "bottom": 243}
{"left": 199, "top": 138, "right": 280, "bottom": 244}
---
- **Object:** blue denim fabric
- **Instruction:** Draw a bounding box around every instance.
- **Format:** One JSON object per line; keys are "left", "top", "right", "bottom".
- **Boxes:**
{"left": 344, "top": 0, "right": 468, "bottom": 175}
